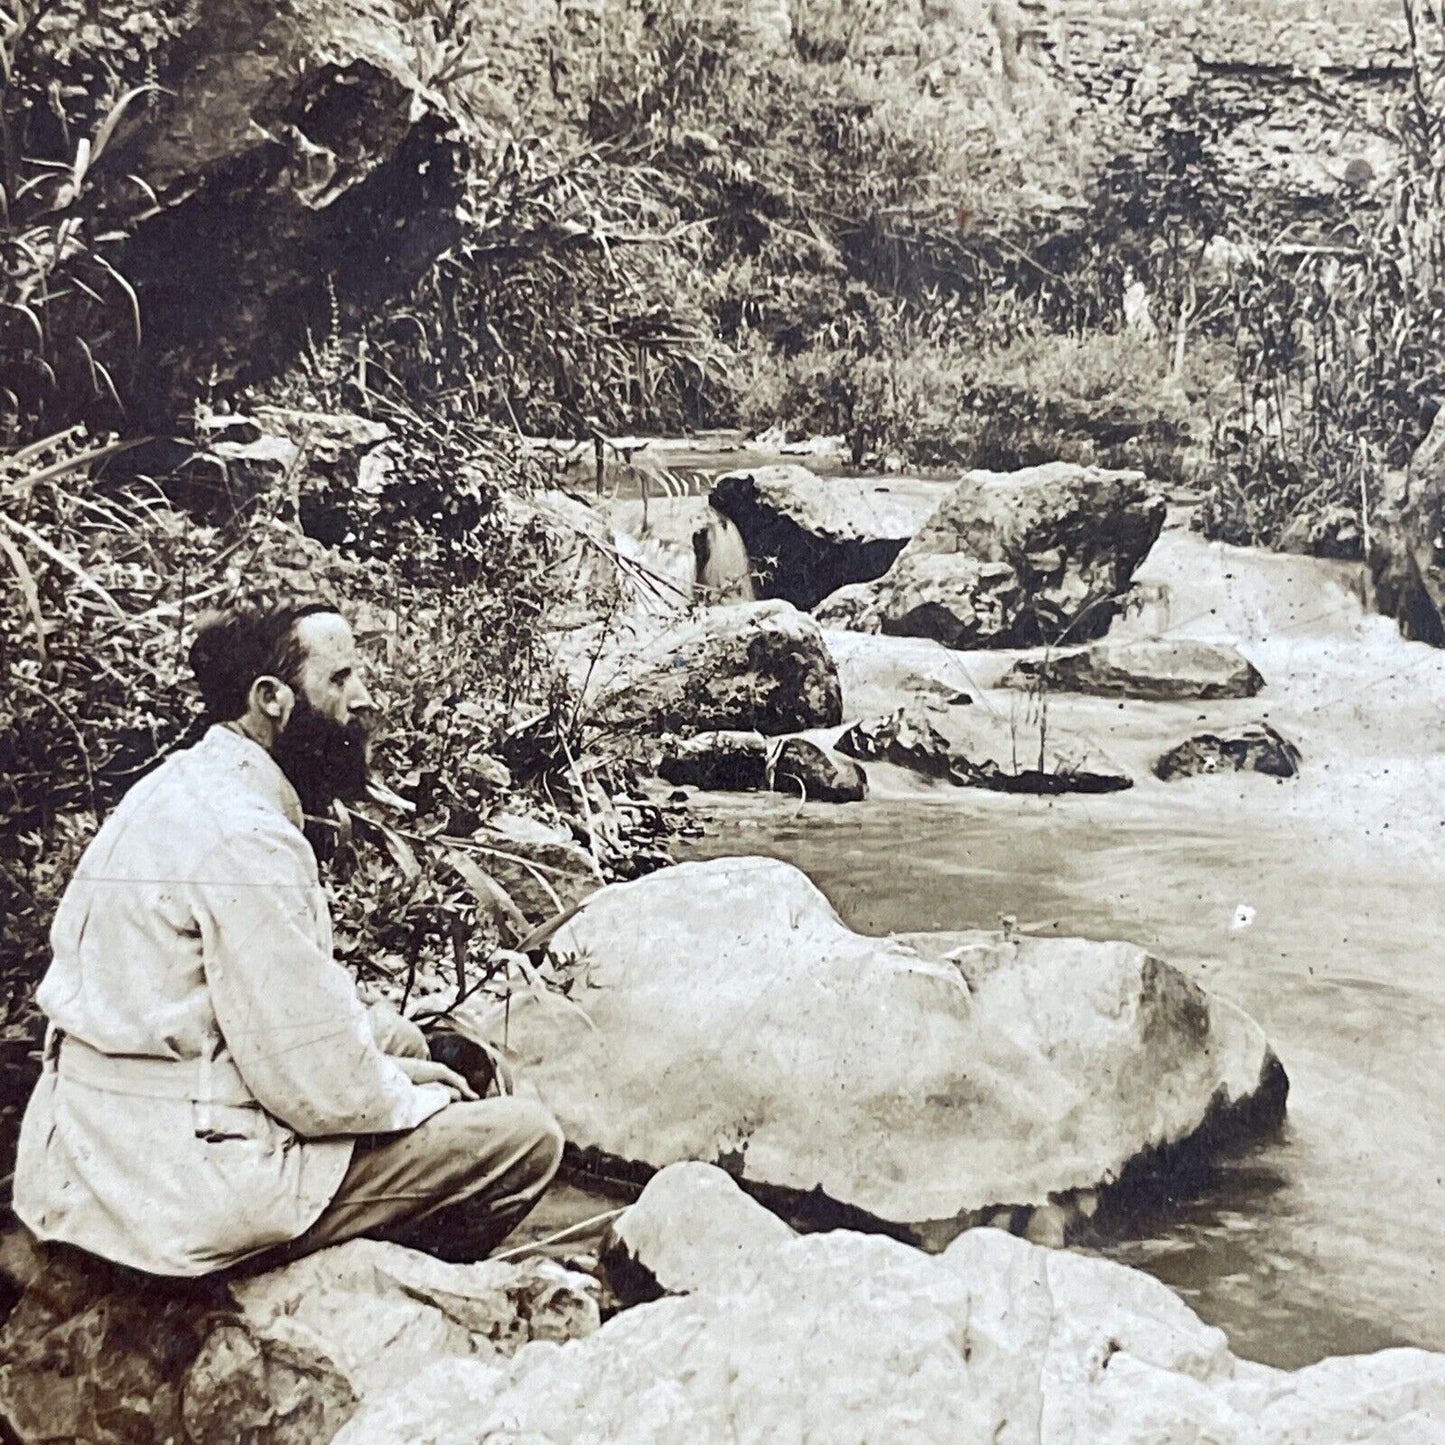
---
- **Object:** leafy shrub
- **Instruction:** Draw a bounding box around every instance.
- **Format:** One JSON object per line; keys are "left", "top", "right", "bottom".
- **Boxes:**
{"left": 739, "top": 305, "right": 1210, "bottom": 475}
{"left": 0, "top": 418, "right": 668, "bottom": 1053}
{"left": 0, "top": 1, "right": 190, "bottom": 442}
{"left": 1197, "top": 1, "right": 1445, "bottom": 554}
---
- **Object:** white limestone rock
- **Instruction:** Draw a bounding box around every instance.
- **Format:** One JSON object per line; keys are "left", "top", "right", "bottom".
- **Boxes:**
{"left": 602, "top": 1160, "right": 794, "bottom": 1301}
{"left": 335, "top": 1168, "right": 1445, "bottom": 1445}
{"left": 497, "top": 856, "right": 1282, "bottom": 1227}
{"left": 230, "top": 1239, "right": 600, "bottom": 1398}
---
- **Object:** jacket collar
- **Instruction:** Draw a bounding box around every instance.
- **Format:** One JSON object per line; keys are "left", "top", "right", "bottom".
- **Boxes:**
{"left": 201, "top": 724, "right": 306, "bottom": 833}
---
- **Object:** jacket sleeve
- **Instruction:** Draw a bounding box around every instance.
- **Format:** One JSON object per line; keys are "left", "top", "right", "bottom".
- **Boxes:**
{"left": 193, "top": 818, "right": 449, "bottom": 1138}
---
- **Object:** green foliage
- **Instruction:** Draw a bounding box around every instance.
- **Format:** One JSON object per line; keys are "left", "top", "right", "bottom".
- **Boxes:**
{"left": 0, "top": 1, "right": 186, "bottom": 442}
{"left": 358, "top": 135, "right": 721, "bottom": 437}
{"left": 1198, "top": 1, "right": 1445, "bottom": 554}
{"left": 514, "top": 0, "right": 1104, "bottom": 435}
{"left": 0, "top": 416, "right": 672, "bottom": 1042}
{"left": 739, "top": 298, "right": 1205, "bottom": 474}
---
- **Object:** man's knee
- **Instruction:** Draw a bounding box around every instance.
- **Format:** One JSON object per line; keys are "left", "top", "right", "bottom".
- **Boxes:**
{"left": 508, "top": 1098, "right": 565, "bottom": 1192}
{"left": 441, "top": 1096, "right": 564, "bottom": 1193}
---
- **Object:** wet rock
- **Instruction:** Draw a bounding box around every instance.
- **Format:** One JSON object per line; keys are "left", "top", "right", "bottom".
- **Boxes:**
{"left": 952, "top": 758, "right": 1133, "bottom": 796}
{"left": 599, "top": 1161, "right": 794, "bottom": 1306}
{"left": 837, "top": 707, "right": 1131, "bottom": 795}
{"left": 836, "top": 706, "right": 955, "bottom": 780}
{"left": 1370, "top": 413, "right": 1445, "bottom": 644}
{"left": 768, "top": 738, "right": 868, "bottom": 803}
{"left": 337, "top": 1174, "right": 1442, "bottom": 1445}
{"left": 816, "top": 553, "right": 1024, "bottom": 648}
{"left": 0, "top": 1237, "right": 598, "bottom": 1444}
{"left": 1154, "top": 723, "right": 1303, "bottom": 781}
{"left": 658, "top": 731, "right": 770, "bottom": 791}
{"left": 1003, "top": 639, "right": 1266, "bottom": 702}
{"left": 872, "top": 553, "right": 1023, "bottom": 648}
{"left": 102, "top": 0, "right": 469, "bottom": 424}
{"left": 815, "top": 463, "right": 1165, "bottom": 647}
{"left": 709, "top": 466, "right": 951, "bottom": 610}
{"left": 498, "top": 857, "right": 1284, "bottom": 1229}
{"left": 575, "top": 600, "right": 842, "bottom": 737}
{"left": 908, "top": 462, "right": 1164, "bottom": 641}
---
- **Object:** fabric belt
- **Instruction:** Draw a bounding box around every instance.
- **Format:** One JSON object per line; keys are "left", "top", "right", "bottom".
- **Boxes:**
{"left": 55, "top": 1033, "right": 256, "bottom": 1108}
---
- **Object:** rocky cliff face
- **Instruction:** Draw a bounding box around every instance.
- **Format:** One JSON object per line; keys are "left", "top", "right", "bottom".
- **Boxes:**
{"left": 85, "top": 0, "right": 472, "bottom": 424}
{"left": 1039, "top": 0, "right": 1407, "bottom": 219}
{"left": 1369, "top": 412, "right": 1445, "bottom": 645}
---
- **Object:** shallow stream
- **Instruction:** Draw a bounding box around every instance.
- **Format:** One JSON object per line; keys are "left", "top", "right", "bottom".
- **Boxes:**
{"left": 670, "top": 527, "right": 1445, "bottom": 1371}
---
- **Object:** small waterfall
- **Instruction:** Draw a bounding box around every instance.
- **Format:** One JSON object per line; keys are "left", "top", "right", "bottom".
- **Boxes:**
{"left": 695, "top": 512, "right": 755, "bottom": 604}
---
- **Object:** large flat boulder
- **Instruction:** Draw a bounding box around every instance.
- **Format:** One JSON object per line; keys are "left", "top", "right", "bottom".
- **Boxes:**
{"left": 818, "top": 463, "right": 1166, "bottom": 648}
{"left": 499, "top": 857, "right": 1283, "bottom": 1229}
{"left": 572, "top": 601, "right": 842, "bottom": 737}
{"left": 768, "top": 737, "right": 868, "bottom": 804}
{"left": 335, "top": 1165, "right": 1445, "bottom": 1445}
{"left": 0, "top": 1237, "right": 598, "bottom": 1445}
{"left": 709, "top": 466, "right": 953, "bottom": 610}
{"left": 1002, "top": 639, "right": 1266, "bottom": 701}
{"left": 1370, "top": 412, "right": 1445, "bottom": 645}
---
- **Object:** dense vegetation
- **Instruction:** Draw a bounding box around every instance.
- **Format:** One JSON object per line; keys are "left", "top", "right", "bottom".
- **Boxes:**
{"left": 361, "top": 0, "right": 1445, "bottom": 514}
{"left": 2, "top": 0, "right": 1443, "bottom": 1109}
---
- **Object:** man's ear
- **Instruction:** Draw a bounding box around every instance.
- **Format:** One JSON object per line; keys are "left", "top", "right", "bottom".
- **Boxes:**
{"left": 248, "top": 674, "right": 296, "bottom": 731}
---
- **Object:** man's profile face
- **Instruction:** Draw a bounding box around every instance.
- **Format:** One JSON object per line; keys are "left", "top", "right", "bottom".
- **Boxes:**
{"left": 291, "top": 613, "right": 375, "bottom": 730}
{"left": 271, "top": 613, "right": 377, "bottom": 812}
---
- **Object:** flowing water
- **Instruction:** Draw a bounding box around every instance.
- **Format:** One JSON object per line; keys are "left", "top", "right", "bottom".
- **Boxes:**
{"left": 673, "top": 528, "right": 1445, "bottom": 1370}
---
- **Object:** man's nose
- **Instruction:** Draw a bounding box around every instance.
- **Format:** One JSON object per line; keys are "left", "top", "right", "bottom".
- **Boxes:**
{"left": 350, "top": 678, "right": 378, "bottom": 721}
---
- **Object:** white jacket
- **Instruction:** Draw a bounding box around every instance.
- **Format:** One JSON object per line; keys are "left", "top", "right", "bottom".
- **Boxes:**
{"left": 14, "top": 725, "right": 448, "bottom": 1275}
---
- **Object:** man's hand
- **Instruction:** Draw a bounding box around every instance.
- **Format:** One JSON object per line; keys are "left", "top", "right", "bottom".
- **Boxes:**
{"left": 367, "top": 1000, "right": 429, "bottom": 1060}
{"left": 394, "top": 1055, "right": 478, "bottom": 1103}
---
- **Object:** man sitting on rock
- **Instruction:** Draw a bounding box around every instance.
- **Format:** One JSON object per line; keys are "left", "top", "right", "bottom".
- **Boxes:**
{"left": 13, "top": 602, "right": 564, "bottom": 1277}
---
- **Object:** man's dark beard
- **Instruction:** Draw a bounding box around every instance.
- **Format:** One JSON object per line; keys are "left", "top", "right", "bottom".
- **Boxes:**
{"left": 271, "top": 693, "right": 372, "bottom": 823}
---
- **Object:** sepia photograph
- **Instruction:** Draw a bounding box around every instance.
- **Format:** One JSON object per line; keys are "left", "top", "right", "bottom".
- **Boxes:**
{"left": 0, "top": 0, "right": 1442, "bottom": 1438}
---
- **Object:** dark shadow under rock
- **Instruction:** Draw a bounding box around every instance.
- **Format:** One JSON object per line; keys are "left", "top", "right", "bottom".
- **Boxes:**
{"left": 659, "top": 731, "right": 769, "bottom": 791}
